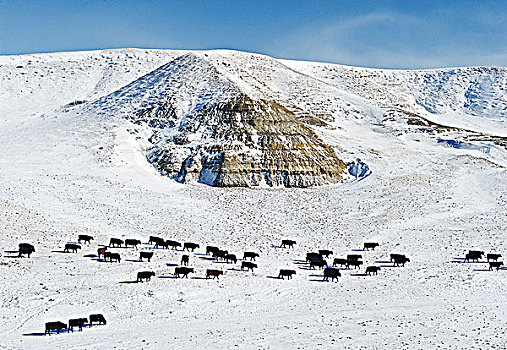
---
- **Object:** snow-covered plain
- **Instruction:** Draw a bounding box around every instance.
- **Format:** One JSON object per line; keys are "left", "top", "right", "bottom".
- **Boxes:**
{"left": 0, "top": 49, "right": 506, "bottom": 349}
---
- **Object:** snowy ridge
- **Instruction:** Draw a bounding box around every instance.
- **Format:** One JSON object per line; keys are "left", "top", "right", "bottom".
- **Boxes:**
{"left": 91, "top": 52, "right": 244, "bottom": 119}
{"left": 0, "top": 49, "right": 182, "bottom": 118}
{"left": 283, "top": 60, "right": 507, "bottom": 136}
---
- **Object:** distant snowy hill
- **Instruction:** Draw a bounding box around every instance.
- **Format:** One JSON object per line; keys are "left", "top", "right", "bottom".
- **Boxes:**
{"left": 1, "top": 49, "right": 505, "bottom": 187}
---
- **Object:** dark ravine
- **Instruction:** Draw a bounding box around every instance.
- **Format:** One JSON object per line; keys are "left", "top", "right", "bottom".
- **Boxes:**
{"left": 146, "top": 94, "right": 347, "bottom": 187}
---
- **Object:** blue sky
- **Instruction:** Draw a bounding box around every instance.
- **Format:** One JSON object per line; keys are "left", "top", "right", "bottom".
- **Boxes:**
{"left": 0, "top": 0, "right": 506, "bottom": 68}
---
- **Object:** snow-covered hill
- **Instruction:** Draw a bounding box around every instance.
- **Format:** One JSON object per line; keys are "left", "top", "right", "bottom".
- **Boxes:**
{"left": 0, "top": 49, "right": 505, "bottom": 349}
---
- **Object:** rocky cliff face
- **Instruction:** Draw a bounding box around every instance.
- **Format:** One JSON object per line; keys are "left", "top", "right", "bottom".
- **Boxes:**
{"left": 90, "top": 52, "right": 349, "bottom": 188}
{"left": 145, "top": 94, "right": 346, "bottom": 187}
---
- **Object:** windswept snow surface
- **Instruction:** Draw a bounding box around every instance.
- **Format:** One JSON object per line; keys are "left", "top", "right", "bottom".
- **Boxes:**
{"left": 283, "top": 60, "right": 507, "bottom": 137}
{"left": 0, "top": 49, "right": 506, "bottom": 349}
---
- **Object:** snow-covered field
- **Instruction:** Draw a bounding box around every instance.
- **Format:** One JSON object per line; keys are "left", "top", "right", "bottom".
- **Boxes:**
{"left": 0, "top": 49, "right": 506, "bottom": 349}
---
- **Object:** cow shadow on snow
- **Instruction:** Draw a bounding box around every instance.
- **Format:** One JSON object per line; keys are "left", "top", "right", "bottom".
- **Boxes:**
{"left": 4, "top": 251, "right": 22, "bottom": 258}
{"left": 23, "top": 326, "right": 86, "bottom": 336}
{"left": 297, "top": 266, "right": 317, "bottom": 271}
{"left": 23, "top": 330, "right": 72, "bottom": 336}
{"left": 452, "top": 260, "right": 488, "bottom": 264}
{"left": 23, "top": 332, "right": 47, "bottom": 336}
{"left": 473, "top": 267, "right": 505, "bottom": 272}
{"left": 198, "top": 257, "right": 214, "bottom": 261}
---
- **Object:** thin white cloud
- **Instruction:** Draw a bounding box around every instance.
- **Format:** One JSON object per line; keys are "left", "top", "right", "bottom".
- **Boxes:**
{"left": 270, "top": 11, "right": 507, "bottom": 69}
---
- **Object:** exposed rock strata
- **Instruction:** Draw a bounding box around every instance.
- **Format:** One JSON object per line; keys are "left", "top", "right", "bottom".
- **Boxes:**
{"left": 146, "top": 95, "right": 346, "bottom": 187}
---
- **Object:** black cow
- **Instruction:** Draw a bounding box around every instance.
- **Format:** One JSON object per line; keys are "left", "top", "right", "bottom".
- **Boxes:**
{"left": 390, "top": 254, "right": 406, "bottom": 262}
{"left": 323, "top": 267, "right": 341, "bottom": 282}
{"left": 487, "top": 253, "right": 502, "bottom": 262}
{"left": 206, "top": 269, "right": 223, "bottom": 280}
{"left": 89, "top": 314, "right": 106, "bottom": 326}
{"left": 154, "top": 239, "right": 166, "bottom": 249}
{"left": 347, "top": 254, "right": 362, "bottom": 262}
{"left": 310, "top": 258, "right": 327, "bottom": 269}
{"left": 103, "top": 251, "right": 112, "bottom": 262}
{"left": 109, "top": 238, "right": 123, "bottom": 247}
{"left": 281, "top": 240, "right": 296, "bottom": 248}
{"left": 151, "top": 237, "right": 165, "bottom": 247}
{"left": 307, "top": 254, "right": 322, "bottom": 263}
{"left": 213, "top": 250, "right": 228, "bottom": 261}
{"left": 469, "top": 250, "right": 485, "bottom": 258}
{"left": 174, "top": 267, "right": 194, "bottom": 278}
{"left": 139, "top": 251, "right": 154, "bottom": 262}
{"left": 226, "top": 254, "right": 237, "bottom": 264}
{"left": 243, "top": 252, "right": 259, "bottom": 261}
{"left": 166, "top": 240, "right": 181, "bottom": 250}
{"left": 241, "top": 261, "right": 258, "bottom": 272}
{"left": 18, "top": 243, "right": 35, "bottom": 258}
{"left": 366, "top": 266, "right": 381, "bottom": 275}
{"left": 64, "top": 243, "right": 81, "bottom": 253}
{"left": 306, "top": 252, "right": 321, "bottom": 262}
{"left": 181, "top": 255, "right": 189, "bottom": 266}
{"left": 149, "top": 236, "right": 163, "bottom": 245}
{"left": 68, "top": 318, "right": 87, "bottom": 332}
{"left": 278, "top": 269, "right": 296, "bottom": 279}
{"left": 319, "top": 250, "right": 333, "bottom": 258}
{"left": 393, "top": 256, "right": 410, "bottom": 267}
{"left": 78, "top": 235, "right": 94, "bottom": 244}
{"left": 489, "top": 261, "right": 504, "bottom": 271}
{"left": 125, "top": 239, "right": 141, "bottom": 249}
{"left": 45, "top": 321, "right": 66, "bottom": 335}
{"left": 206, "top": 246, "right": 219, "bottom": 255}
{"left": 333, "top": 258, "right": 348, "bottom": 267}
{"left": 346, "top": 260, "right": 363, "bottom": 269}
{"left": 109, "top": 253, "right": 121, "bottom": 263}
{"left": 465, "top": 252, "right": 481, "bottom": 263}
{"left": 184, "top": 242, "right": 200, "bottom": 251}
{"left": 137, "top": 271, "right": 155, "bottom": 282}
{"left": 364, "top": 242, "right": 379, "bottom": 251}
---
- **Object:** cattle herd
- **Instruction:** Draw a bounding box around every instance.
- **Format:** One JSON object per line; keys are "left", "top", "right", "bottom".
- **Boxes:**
{"left": 302, "top": 243, "right": 411, "bottom": 282}
{"left": 11, "top": 235, "right": 504, "bottom": 335}
{"left": 464, "top": 250, "right": 503, "bottom": 270}
{"left": 45, "top": 314, "right": 106, "bottom": 336}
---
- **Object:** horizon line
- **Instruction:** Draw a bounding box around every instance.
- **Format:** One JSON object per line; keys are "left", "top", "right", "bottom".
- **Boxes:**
{"left": 1, "top": 46, "right": 505, "bottom": 71}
